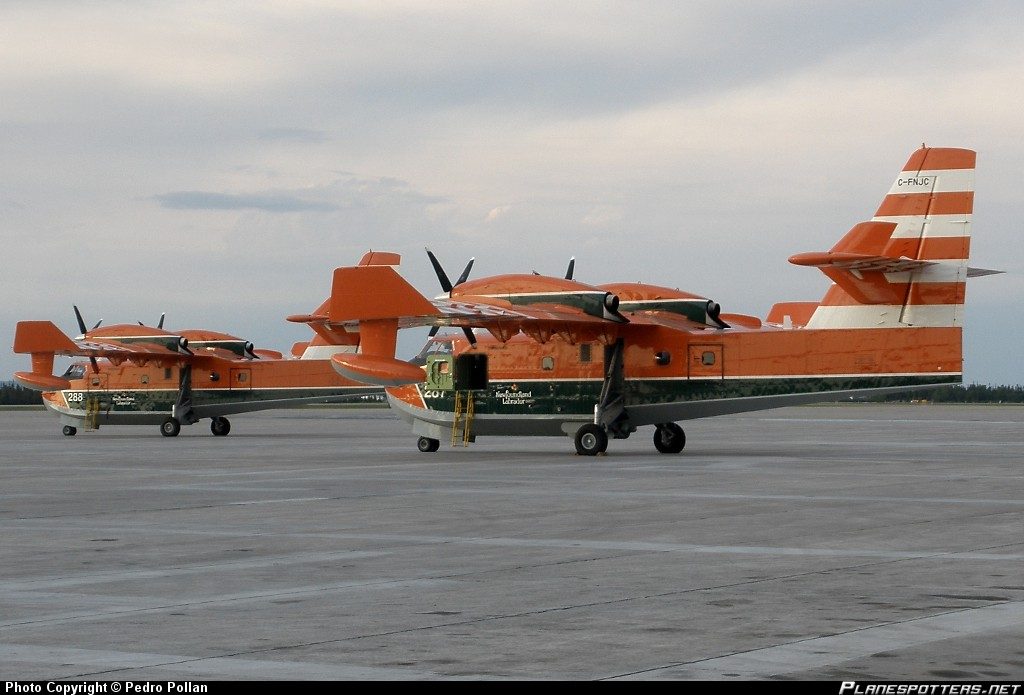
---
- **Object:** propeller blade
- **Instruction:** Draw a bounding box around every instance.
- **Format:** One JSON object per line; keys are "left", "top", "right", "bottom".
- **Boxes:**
{"left": 425, "top": 248, "right": 453, "bottom": 294}
{"left": 454, "top": 258, "right": 475, "bottom": 287}
{"left": 73, "top": 305, "right": 88, "bottom": 335}
{"left": 565, "top": 257, "right": 575, "bottom": 280}
{"left": 72, "top": 307, "right": 100, "bottom": 371}
{"left": 140, "top": 313, "right": 166, "bottom": 328}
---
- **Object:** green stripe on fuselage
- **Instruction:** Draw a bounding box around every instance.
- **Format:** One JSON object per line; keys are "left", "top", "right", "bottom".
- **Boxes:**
{"left": 417, "top": 375, "right": 958, "bottom": 417}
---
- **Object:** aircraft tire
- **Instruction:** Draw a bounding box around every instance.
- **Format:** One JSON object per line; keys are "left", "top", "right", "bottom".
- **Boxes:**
{"left": 653, "top": 423, "right": 685, "bottom": 454}
{"left": 417, "top": 436, "right": 440, "bottom": 453}
{"left": 574, "top": 424, "right": 608, "bottom": 456}
{"left": 210, "top": 417, "right": 231, "bottom": 437}
{"left": 62, "top": 425, "right": 77, "bottom": 437}
{"left": 160, "top": 417, "right": 181, "bottom": 438}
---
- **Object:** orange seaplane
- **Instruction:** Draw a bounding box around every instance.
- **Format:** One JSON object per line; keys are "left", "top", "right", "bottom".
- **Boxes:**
{"left": 11, "top": 253, "right": 404, "bottom": 437}
{"left": 310, "top": 146, "right": 991, "bottom": 455}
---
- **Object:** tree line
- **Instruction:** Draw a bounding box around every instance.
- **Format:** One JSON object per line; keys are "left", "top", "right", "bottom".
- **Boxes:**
{"left": 2, "top": 380, "right": 1023, "bottom": 406}
{"left": 1, "top": 382, "right": 42, "bottom": 405}
{"left": 871, "top": 383, "right": 1024, "bottom": 403}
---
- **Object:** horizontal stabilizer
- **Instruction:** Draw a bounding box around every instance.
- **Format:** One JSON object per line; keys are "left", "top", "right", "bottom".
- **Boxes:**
{"left": 286, "top": 313, "right": 329, "bottom": 324}
{"left": 331, "top": 353, "right": 425, "bottom": 386}
{"left": 789, "top": 251, "right": 936, "bottom": 274}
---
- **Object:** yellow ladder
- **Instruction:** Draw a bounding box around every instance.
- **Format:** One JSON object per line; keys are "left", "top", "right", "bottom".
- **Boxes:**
{"left": 450, "top": 391, "right": 474, "bottom": 446}
{"left": 85, "top": 397, "right": 100, "bottom": 430}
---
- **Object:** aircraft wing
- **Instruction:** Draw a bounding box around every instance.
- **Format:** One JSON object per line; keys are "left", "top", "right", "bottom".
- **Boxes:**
{"left": 13, "top": 321, "right": 215, "bottom": 390}
{"left": 324, "top": 265, "right": 632, "bottom": 385}
{"left": 14, "top": 321, "right": 192, "bottom": 360}
{"left": 326, "top": 266, "right": 628, "bottom": 333}
{"left": 430, "top": 297, "right": 620, "bottom": 332}
{"left": 621, "top": 310, "right": 729, "bottom": 333}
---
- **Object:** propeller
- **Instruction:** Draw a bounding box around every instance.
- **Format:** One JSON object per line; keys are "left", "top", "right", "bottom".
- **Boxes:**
{"left": 72, "top": 305, "right": 101, "bottom": 373}
{"left": 533, "top": 257, "right": 576, "bottom": 279}
{"left": 73, "top": 305, "right": 102, "bottom": 333}
{"left": 138, "top": 313, "right": 166, "bottom": 329}
{"left": 425, "top": 248, "right": 476, "bottom": 346}
{"left": 426, "top": 248, "right": 474, "bottom": 294}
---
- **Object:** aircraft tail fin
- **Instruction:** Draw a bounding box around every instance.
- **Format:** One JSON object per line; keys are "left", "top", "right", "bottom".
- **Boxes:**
{"left": 791, "top": 146, "right": 975, "bottom": 328}
{"left": 287, "top": 251, "right": 405, "bottom": 359}
{"left": 327, "top": 263, "right": 439, "bottom": 386}
{"left": 12, "top": 321, "right": 78, "bottom": 390}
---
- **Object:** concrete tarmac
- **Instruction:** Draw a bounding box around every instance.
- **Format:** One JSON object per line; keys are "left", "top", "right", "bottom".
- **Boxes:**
{"left": 1, "top": 404, "right": 1022, "bottom": 680}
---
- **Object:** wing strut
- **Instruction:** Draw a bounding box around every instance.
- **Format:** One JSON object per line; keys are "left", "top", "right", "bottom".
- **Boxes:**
{"left": 595, "top": 338, "right": 635, "bottom": 439}
{"left": 172, "top": 365, "right": 199, "bottom": 425}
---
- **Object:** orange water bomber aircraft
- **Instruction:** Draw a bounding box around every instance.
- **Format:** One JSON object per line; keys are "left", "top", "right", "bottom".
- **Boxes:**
{"left": 11, "top": 252, "right": 403, "bottom": 437}
{"left": 315, "top": 146, "right": 996, "bottom": 455}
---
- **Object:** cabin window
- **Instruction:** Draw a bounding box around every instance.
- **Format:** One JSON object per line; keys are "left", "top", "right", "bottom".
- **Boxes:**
{"left": 91, "top": 377, "right": 100, "bottom": 386}
{"left": 140, "top": 374, "right": 149, "bottom": 385}
{"left": 541, "top": 356, "right": 555, "bottom": 371}
{"left": 702, "top": 351, "right": 716, "bottom": 366}
{"left": 238, "top": 372, "right": 248, "bottom": 383}
{"left": 210, "top": 372, "right": 220, "bottom": 382}
{"left": 164, "top": 368, "right": 173, "bottom": 380}
{"left": 579, "top": 343, "right": 591, "bottom": 363}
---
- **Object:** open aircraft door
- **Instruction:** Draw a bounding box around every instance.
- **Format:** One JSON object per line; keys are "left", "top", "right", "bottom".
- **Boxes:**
{"left": 688, "top": 344, "right": 724, "bottom": 379}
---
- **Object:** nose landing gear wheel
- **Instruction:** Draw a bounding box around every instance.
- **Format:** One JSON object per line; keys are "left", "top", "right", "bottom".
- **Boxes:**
{"left": 574, "top": 424, "right": 608, "bottom": 456}
{"left": 653, "top": 422, "right": 685, "bottom": 454}
{"left": 417, "top": 436, "right": 440, "bottom": 452}
{"left": 210, "top": 417, "right": 231, "bottom": 436}
{"left": 160, "top": 417, "right": 181, "bottom": 437}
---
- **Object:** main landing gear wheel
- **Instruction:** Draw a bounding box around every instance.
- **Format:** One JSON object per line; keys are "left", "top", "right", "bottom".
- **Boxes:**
{"left": 160, "top": 417, "right": 181, "bottom": 437}
{"left": 62, "top": 425, "right": 77, "bottom": 437}
{"left": 574, "top": 424, "right": 609, "bottom": 456}
{"left": 210, "top": 417, "right": 231, "bottom": 437}
{"left": 653, "top": 422, "right": 686, "bottom": 454}
{"left": 417, "top": 436, "right": 440, "bottom": 452}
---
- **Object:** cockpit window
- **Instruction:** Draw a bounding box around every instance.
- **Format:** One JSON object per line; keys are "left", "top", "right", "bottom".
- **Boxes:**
{"left": 62, "top": 364, "right": 86, "bottom": 379}
{"left": 426, "top": 340, "right": 454, "bottom": 355}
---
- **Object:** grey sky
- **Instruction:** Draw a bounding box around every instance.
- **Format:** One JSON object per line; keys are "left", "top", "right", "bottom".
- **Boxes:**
{"left": 3, "top": 1, "right": 1021, "bottom": 384}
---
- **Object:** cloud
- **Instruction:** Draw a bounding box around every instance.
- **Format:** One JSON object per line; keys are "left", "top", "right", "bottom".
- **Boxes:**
{"left": 485, "top": 206, "right": 510, "bottom": 223}
{"left": 154, "top": 191, "right": 339, "bottom": 212}
{"left": 257, "top": 128, "right": 329, "bottom": 143}
{"left": 1, "top": 1, "right": 1021, "bottom": 385}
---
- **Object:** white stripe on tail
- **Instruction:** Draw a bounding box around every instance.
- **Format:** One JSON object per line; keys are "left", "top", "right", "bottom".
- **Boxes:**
{"left": 796, "top": 147, "right": 974, "bottom": 329}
